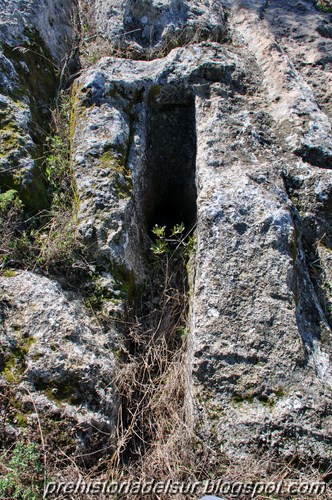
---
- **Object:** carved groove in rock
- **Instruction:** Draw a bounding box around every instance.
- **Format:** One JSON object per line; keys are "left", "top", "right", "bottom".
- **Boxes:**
{"left": 142, "top": 85, "right": 197, "bottom": 236}
{"left": 115, "top": 84, "right": 197, "bottom": 467}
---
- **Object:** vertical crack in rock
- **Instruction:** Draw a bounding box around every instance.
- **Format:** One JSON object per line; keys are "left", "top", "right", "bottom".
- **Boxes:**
{"left": 291, "top": 214, "right": 332, "bottom": 376}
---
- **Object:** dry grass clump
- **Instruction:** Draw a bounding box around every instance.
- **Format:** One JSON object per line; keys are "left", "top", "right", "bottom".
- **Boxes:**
{"left": 110, "top": 241, "right": 193, "bottom": 481}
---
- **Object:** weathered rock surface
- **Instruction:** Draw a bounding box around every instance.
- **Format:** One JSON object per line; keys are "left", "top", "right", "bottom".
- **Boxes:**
{"left": 231, "top": 0, "right": 332, "bottom": 169}
{"left": 0, "top": 0, "right": 76, "bottom": 209}
{"left": 0, "top": 0, "right": 75, "bottom": 65}
{"left": 71, "top": 0, "right": 332, "bottom": 467}
{"left": 0, "top": 271, "right": 116, "bottom": 460}
{"left": 2, "top": 0, "right": 332, "bottom": 479}
{"left": 262, "top": 0, "right": 332, "bottom": 120}
{"left": 93, "top": 0, "right": 227, "bottom": 58}
{"left": 72, "top": 43, "right": 248, "bottom": 277}
{"left": 187, "top": 0, "right": 332, "bottom": 464}
{"left": 192, "top": 116, "right": 332, "bottom": 462}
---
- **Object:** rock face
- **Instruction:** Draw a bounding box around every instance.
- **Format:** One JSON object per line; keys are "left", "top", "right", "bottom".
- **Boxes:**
{"left": 0, "top": 0, "right": 76, "bottom": 209}
{"left": 0, "top": 271, "right": 116, "bottom": 461}
{"left": 72, "top": 0, "right": 332, "bottom": 467}
{"left": 1, "top": 0, "right": 332, "bottom": 480}
{"left": 262, "top": 0, "right": 332, "bottom": 120}
{"left": 93, "top": 0, "right": 227, "bottom": 58}
{"left": 71, "top": 44, "right": 246, "bottom": 277}
{"left": 189, "top": 0, "right": 332, "bottom": 464}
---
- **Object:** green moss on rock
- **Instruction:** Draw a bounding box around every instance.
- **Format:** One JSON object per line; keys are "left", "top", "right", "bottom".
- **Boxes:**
{"left": 98, "top": 149, "right": 133, "bottom": 198}
{"left": 34, "top": 377, "right": 84, "bottom": 406}
{"left": 1, "top": 336, "right": 35, "bottom": 384}
{"left": 0, "top": 28, "right": 61, "bottom": 211}
{"left": 2, "top": 269, "right": 17, "bottom": 278}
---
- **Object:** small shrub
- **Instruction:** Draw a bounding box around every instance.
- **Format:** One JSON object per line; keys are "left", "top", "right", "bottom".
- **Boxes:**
{"left": 150, "top": 222, "right": 195, "bottom": 257}
{"left": 0, "top": 189, "right": 22, "bottom": 212}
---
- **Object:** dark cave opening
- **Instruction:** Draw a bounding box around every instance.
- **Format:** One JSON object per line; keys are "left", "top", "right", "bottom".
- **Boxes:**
{"left": 141, "top": 85, "right": 197, "bottom": 241}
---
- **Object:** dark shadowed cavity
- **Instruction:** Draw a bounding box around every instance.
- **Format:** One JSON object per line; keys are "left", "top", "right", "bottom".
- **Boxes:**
{"left": 141, "top": 84, "right": 197, "bottom": 241}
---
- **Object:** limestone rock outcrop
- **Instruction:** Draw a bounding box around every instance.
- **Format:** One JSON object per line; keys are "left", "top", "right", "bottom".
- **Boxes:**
{"left": 1, "top": 0, "right": 332, "bottom": 481}
{"left": 0, "top": 271, "right": 116, "bottom": 460}
{"left": 72, "top": 0, "right": 332, "bottom": 466}
{"left": 93, "top": 0, "right": 227, "bottom": 59}
{"left": 0, "top": 0, "right": 76, "bottom": 209}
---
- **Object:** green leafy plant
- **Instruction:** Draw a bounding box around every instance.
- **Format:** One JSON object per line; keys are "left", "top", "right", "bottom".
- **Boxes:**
{"left": 0, "top": 189, "right": 31, "bottom": 268}
{"left": 150, "top": 223, "right": 186, "bottom": 255}
{"left": 316, "top": 0, "right": 332, "bottom": 12}
{"left": 0, "top": 441, "right": 43, "bottom": 499}
{"left": 150, "top": 238, "right": 169, "bottom": 255}
{"left": 150, "top": 222, "right": 196, "bottom": 258}
{"left": 186, "top": 234, "right": 196, "bottom": 257}
{"left": 0, "top": 189, "right": 22, "bottom": 212}
{"left": 45, "top": 91, "right": 74, "bottom": 211}
{"left": 150, "top": 224, "right": 169, "bottom": 255}
{"left": 151, "top": 224, "right": 167, "bottom": 239}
